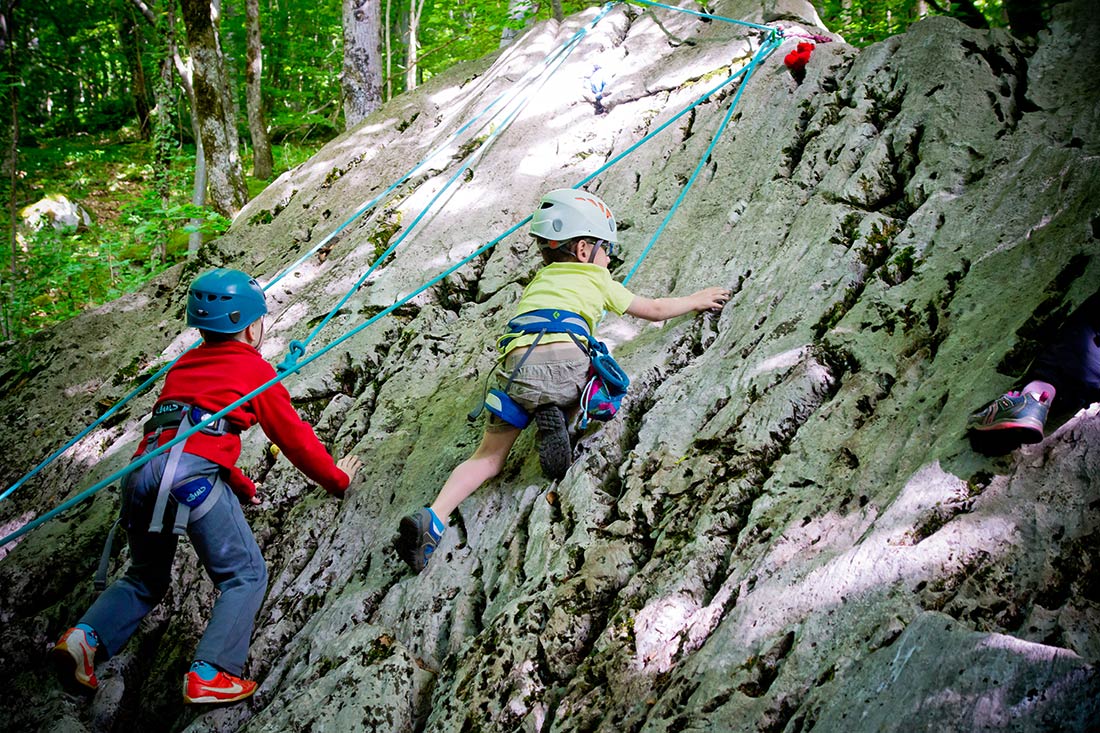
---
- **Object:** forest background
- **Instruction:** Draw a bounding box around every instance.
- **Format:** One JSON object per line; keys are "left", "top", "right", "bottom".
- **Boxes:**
{"left": 0, "top": 0, "right": 1051, "bottom": 351}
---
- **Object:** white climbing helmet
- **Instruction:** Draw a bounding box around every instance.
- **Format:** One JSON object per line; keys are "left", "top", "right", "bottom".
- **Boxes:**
{"left": 530, "top": 189, "right": 618, "bottom": 245}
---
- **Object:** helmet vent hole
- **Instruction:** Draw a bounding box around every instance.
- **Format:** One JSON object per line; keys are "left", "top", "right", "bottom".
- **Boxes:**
{"left": 229, "top": 312, "right": 241, "bottom": 324}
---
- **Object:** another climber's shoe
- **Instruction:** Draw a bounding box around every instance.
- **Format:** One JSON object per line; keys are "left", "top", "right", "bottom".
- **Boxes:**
{"left": 535, "top": 405, "right": 571, "bottom": 480}
{"left": 967, "top": 391, "right": 1048, "bottom": 443}
{"left": 398, "top": 507, "right": 444, "bottom": 573}
{"left": 183, "top": 661, "right": 257, "bottom": 704}
{"left": 49, "top": 625, "right": 99, "bottom": 693}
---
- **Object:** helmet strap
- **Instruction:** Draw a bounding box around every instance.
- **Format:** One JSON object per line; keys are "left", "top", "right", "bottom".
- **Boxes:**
{"left": 585, "top": 240, "right": 603, "bottom": 263}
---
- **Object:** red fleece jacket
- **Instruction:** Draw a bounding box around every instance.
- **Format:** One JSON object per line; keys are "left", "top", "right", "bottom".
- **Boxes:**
{"left": 135, "top": 340, "right": 349, "bottom": 499}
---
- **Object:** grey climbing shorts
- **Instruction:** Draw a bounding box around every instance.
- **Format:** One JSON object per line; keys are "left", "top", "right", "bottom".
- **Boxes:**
{"left": 486, "top": 341, "right": 590, "bottom": 432}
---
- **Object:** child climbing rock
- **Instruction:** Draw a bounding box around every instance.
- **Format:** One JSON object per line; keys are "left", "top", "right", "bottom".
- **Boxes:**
{"left": 49, "top": 269, "right": 361, "bottom": 704}
{"left": 968, "top": 290, "right": 1100, "bottom": 453}
{"left": 397, "top": 189, "right": 730, "bottom": 573}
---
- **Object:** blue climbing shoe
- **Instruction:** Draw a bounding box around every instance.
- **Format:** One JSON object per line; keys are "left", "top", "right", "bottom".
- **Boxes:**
{"left": 963, "top": 387, "right": 1047, "bottom": 451}
{"left": 967, "top": 391, "right": 1048, "bottom": 443}
{"left": 399, "top": 507, "right": 444, "bottom": 573}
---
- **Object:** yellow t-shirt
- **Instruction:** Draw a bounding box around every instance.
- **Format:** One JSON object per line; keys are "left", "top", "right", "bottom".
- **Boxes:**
{"left": 500, "top": 262, "right": 636, "bottom": 356}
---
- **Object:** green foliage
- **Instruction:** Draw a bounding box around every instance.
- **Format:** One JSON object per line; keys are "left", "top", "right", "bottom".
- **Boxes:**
{"left": 816, "top": 0, "right": 1007, "bottom": 46}
{"left": 2, "top": 139, "right": 229, "bottom": 342}
{"left": 3, "top": 224, "right": 142, "bottom": 338}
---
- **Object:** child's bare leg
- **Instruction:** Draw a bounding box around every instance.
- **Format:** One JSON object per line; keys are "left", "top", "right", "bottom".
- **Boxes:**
{"left": 431, "top": 427, "right": 522, "bottom": 520}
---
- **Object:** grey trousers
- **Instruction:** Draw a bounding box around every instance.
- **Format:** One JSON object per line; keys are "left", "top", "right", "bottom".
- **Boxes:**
{"left": 81, "top": 453, "right": 268, "bottom": 676}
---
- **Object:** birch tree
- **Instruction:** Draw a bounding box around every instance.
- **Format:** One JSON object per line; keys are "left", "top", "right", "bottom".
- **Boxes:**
{"left": 341, "top": 0, "right": 382, "bottom": 128}
{"left": 404, "top": 0, "right": 425, "bottom": 91}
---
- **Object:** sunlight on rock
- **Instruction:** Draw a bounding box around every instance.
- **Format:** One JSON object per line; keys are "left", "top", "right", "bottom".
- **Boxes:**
{"left": 63, "top": 380, "right": 103, "bottom": 399}
{"left": 268, "top": 300, "right": 312, "bottom": 339}
{"left": 751, "top": 346, "right": 808, "bottom": 376}
{"left": 516, "top": 145, "right": 559, "bottom": 179}
{"left": 0, "top": 512, "right": 34, "bottom": 561}
{"left": 633, "top": 593, "right": 699, "bottom": 673}
{"left": 99, "top": 291, "right": 151, "bottom": 314}
{"left": 728, "top": 462, "right": 1017, "bottom": 647}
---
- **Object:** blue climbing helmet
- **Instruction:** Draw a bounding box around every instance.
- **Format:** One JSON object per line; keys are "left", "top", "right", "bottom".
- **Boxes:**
{"left": 186, "top": 268, "right": 267, "bottom": 333}
{"left": 530, "top": 189, "right": 618, "bottom": 248}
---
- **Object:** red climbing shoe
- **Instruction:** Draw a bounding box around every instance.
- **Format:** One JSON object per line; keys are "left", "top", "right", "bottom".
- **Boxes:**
{"left": 49, "top": 626, "right": 99, "bottom": 692}
{"left": 183, "top": 662, "right": 257, "bottom": 704}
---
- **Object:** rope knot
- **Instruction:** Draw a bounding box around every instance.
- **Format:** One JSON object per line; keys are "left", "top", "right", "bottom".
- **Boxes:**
{"left": 278, "top": 340, "right": 307, "bottom": 373}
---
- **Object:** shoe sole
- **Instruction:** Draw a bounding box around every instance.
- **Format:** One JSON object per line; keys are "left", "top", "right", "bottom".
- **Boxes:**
{"left": 535, "top": 406, "right": 571, "bottom": 480}
{"left": 48, "top": 645, "right": 96, "bottom": 694}
{"left": 969, "top": 419, "right": 1044, "bottom": 441}
{"left": 398, "top": 511, "right": 437, "bottom": 572}
{"left": 184, "top": 690, "right": 256, "bottom": 704}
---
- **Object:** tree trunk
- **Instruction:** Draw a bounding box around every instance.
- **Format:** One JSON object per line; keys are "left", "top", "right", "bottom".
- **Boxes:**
{"left": 1004, "top": 0, "right": 1046, "bottom": 37}
{"left": 551, "top": 0, "right": 563, "bottom": 23}
{"left": 245, "top": 0, "right": 273, "bottom": 179}
{"left": 267, "top": 0, "right": 287, "bottom": 91}
{"left": 150, "top": 0, "right": 179, "bottom": 261}
{"left": 1, "top": 0, "right": 17, "bottom": 339}
{"left": 384, "top": 0, "right": 392, "bottom": 101}
{"left": 180, "top": 0, "right": 247, "bottom": 218}
{"left": 117, "top": 6, "right": 152, "bottom": 140}
{"left": 404, "top": 0, "right": 424, "bottom": 91}
{"left": 341, "top": 0, "right": 382, "bottom": 129}
{"left": 128, "top": 0, "right": 206, "bottom": 252}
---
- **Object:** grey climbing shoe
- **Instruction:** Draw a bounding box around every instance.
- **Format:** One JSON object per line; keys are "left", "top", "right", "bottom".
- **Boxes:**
{"left": 398, "top": 507, "right": 443, "bottom": 573}
{"left": 535, "top": 405, "right": 571, "bottom": 480}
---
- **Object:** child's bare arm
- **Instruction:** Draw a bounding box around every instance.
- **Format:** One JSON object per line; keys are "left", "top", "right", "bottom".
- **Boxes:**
{"left": 625, "top": 286, "right": 730, "bottom": 322}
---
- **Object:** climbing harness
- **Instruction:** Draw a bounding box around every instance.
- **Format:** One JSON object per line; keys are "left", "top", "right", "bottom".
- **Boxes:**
{"left": 94, "top": 401, "right": 235, "bottom": 590}
{"left": 2, "top": 4, "right": 783, "bottom": 549}
{"left": 142, "top": 404, "right": 232, "bottom": 534}
{"left": 470, "top": 309, "right": 631, "bottom": 430}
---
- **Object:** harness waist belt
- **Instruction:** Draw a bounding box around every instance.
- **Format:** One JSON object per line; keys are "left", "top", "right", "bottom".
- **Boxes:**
{"left": 147, "top": 408, "right": 224, "bottom": 534}
{"left": 144, "top": 400, "right": 239, "bottom": 436}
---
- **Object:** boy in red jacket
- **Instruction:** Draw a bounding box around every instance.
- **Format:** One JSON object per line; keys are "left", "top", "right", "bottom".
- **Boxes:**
{"left": 49, "top": 269, "right": 361, "bottom": 704}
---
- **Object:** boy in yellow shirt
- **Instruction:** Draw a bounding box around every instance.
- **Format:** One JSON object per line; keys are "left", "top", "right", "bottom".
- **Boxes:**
{"left": 398, "top": 189, "right": 729, "bottom": 572}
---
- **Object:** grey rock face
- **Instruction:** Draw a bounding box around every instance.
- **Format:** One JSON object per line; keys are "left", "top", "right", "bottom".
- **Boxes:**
{"left": 1, "top": 1, "right": 1097, "bottom": 732}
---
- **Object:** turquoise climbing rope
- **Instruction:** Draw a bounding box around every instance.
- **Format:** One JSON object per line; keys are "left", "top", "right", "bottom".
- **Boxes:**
{"left": 626, "top": 0, "right": 774, "bottom": 32}
{"left": 0, "top": 9, "right": 781, "bottom": 549}
{"left": 269, "top": 2, "right": 616, "bottom": 294}
{"left": 278, "top": 6, "right": 610, "bottom": 372}
{"left": 625, "top": 33, "right": 781, "bottom": 283}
